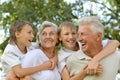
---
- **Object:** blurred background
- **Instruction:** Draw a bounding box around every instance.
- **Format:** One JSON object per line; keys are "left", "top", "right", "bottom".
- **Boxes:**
{"left": 0, "top": 0, "right": 120, "bottom": 79}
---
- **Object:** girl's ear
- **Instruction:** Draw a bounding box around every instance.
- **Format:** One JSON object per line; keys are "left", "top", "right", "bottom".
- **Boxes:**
{"left": 15, "top": 31, "right": 20, "bottom": 38}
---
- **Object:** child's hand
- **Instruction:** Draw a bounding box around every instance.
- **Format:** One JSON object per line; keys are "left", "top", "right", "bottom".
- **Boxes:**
{"left": 6, "top": 70, "right": 19, "bottom": 80}
{"left": 86, "top": 59, "right": 99, "bottom": 75}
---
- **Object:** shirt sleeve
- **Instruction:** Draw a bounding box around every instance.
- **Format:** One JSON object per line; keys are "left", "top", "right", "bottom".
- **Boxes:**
{"left": 118, "top": 50, "right": 120, "bottom": 73}
{"left": 1, "top": 51, "right": 21, "bottom": 68}
{"left": 102, "top": 39, "right": 109, "bottom": 47}
{"left": 57, "top": 59, "right": 66, "bottom": 73}
{"left": 21, "top": 50, "right": 43, "bottom": 68}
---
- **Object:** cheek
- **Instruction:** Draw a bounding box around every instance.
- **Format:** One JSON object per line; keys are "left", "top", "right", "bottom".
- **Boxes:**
{"left": 54, "top": 37, "right": 58, "bottom": 43}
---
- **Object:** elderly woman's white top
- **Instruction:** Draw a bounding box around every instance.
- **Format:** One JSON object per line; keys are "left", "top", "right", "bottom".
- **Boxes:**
{"left": 21, "top": 49, "right": 61, "bottom": 80}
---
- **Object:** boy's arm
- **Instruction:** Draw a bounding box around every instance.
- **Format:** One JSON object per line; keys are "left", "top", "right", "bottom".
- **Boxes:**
{"left": 87, "top": 40, "right": 119, "bottom": 74}
{"left": 61, "top": 65, "right": 103, "bottom": 80}
{"left": 61, "top": 67, "right": 87, "bottom": 80}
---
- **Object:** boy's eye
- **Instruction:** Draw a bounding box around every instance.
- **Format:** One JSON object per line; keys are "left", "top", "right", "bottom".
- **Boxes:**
{"left": 72, "top": 32, "right": 76, "bottom": 35}
{"left": 64, "top": 33, "right": 69, "bottom": 35}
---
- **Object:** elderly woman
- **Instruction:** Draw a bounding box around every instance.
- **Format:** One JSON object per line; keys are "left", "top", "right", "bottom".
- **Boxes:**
{"left": 21, "top": 21, "right": 61, "bottom": 80}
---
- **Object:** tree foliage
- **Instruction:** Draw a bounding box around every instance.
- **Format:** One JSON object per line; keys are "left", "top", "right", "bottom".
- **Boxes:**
{"left": 0, "top": 0, "right": 74, "bottom": 52}
{"left": 93, "top": 0, "right": 120, "bottom": 41}
{"left": 0, "top": 0, "right": 120, "bottom": 52}
{"left": 73, "top": 0, "right": 120, "bottom": 48}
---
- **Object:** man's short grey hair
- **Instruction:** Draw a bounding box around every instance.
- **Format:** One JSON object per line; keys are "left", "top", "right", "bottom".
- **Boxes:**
{"left": 78, "top": 16, "right": 104, "bottom": 38}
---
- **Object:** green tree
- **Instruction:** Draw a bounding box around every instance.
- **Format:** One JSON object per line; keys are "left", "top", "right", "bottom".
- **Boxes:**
{"left": 0, "top": 0, "right": 120, "bottom": 53}
{"left": 72, "top": 0, "right": 120, "bottom": 48}
{"left": 0, "top": 0, "right": 74, "bottom": 52}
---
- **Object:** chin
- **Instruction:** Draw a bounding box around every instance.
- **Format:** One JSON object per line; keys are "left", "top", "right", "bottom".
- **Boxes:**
{"left": 26, "top": 44, "right": 31, "bottom": 47}
{"left": 82, "top": 47, "right": 87, "bottom": 52}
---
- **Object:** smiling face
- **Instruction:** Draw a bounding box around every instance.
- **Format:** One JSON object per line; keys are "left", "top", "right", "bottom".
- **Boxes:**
{"left": 15, "top": 24, "right": 34, "bottom": 47}
{"left": 78, "top": 24, "right": 99, "bottom": 53}
{"left": 39, "top": 26, "right": 58, "bottom": 49}
{"left": 59, "top": 26, "right": 77, "bottom": 50}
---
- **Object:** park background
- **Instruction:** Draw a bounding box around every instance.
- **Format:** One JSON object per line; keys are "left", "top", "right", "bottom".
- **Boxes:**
{"left": 0, "top": 0, "right": 120, "bottom": 80}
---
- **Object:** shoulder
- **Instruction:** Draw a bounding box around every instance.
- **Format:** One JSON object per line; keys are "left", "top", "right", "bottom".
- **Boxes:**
{"left": 58, "top": 48, "right": 72, "bottom": 62}
{"left": 102, "top": 39, "right": 109, "bottom": 47}
{"left": 28, "top": 42, "right": 39, "bottom": 50}
{"left": 26, "top": 49, "right": 42, "bottom": 56}
{"left": 2, "top": 44, "right": 18, "bottom": 56}
{"left": 22, "top": 49, "right": 43, "bottom": 62}
{"left": 4, "top": 44, "right": 16, "bottom": 52}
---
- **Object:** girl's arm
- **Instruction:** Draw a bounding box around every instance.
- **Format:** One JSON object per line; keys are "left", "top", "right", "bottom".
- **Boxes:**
{"left": 87, "top": 40, "right": 120, "bottom": 74}
{"left": 12, "top": 60, "right": 52, "bottom": 78}
{"left": 7, "top": 49, "right": 57, "bottom": 79}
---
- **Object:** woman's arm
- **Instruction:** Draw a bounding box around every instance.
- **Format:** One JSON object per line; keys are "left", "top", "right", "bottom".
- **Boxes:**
{"left": 7, "top": 49, "right": 58, "bottom": 79}
{"left": 87, "top": 40, "right": 120, "bottom": 74}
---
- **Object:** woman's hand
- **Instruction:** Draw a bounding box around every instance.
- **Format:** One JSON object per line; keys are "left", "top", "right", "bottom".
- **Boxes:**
{"left": 49, "top": 49, "right": 58, "bottom": 69}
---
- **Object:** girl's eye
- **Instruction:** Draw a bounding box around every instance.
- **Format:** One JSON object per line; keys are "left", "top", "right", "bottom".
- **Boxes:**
{"left": 28, "top": 31, "right": 32, "bottom": 34}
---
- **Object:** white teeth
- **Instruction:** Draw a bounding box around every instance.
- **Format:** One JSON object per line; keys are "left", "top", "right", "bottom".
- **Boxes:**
{"left": 81, "top": 42, "right": 85, "bottom": 46}
{"left": 68, "top": 40, "right": 74, "bottom": 43}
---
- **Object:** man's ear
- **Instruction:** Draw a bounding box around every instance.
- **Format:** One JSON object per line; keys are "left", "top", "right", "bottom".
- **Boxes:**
{"left": 97, "top": 33, "right": 102, "bottom": 41}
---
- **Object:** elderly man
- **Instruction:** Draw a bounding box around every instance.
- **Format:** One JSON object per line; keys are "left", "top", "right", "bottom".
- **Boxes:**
{"left": 66, "top": 16, "right": 120, "bottom": 80}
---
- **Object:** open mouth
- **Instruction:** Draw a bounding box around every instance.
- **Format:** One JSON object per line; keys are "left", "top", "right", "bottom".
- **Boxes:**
{"left": 81, "top": 42, "right": 86, "bottom": 48}
{"left": 28, "top": 40, "right": 32, "bottom": 43}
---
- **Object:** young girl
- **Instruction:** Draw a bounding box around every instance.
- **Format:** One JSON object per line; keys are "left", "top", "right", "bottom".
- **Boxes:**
{"left": 58, "top": 21, "right": 119, "bottom": 80}
{"left": 0, "top": 20, "right": 56, "bottom": 80}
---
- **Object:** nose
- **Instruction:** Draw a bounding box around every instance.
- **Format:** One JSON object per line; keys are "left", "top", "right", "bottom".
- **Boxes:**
{"left": 31, "top": 33, "right": 34, "bottom": 38}
{"left": 69, "top": 34, "right": 73, "bottom": 39}
{"left": 77, "top": 33, "right": 82, "bottom": 42}
{"left": 45, "top": 34, "right": 51, "bottom": 38}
